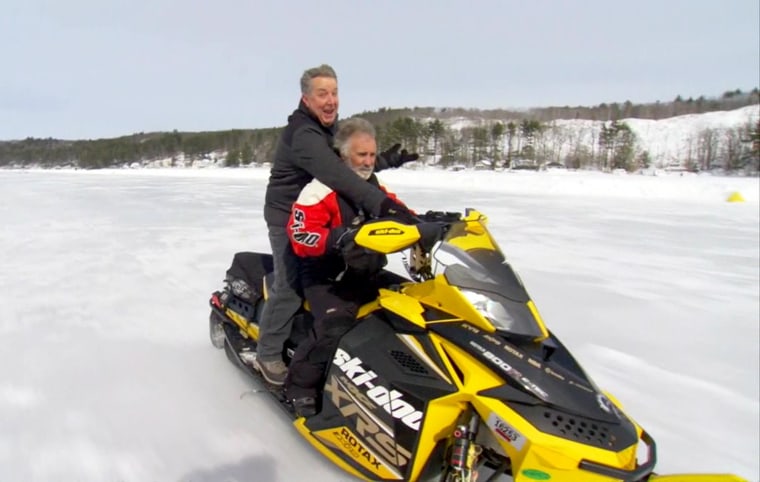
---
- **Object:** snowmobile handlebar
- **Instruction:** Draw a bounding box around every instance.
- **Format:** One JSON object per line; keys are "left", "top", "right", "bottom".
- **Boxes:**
{"left": 417, "top": 210, "right": 462, "bottom": 223}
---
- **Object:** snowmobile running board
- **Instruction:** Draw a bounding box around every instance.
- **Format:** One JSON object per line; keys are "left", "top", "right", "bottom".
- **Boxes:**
{"left": 220, "top": 321, "right": 298, "bottom": 420}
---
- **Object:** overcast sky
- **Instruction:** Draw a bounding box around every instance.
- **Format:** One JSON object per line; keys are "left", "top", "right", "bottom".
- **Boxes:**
{"left": 2, "top": 0, "right": 758, "bottom": 140}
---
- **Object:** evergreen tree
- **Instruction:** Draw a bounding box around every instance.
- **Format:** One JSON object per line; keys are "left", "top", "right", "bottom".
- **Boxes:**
{"left": 471, "top": 126, "right": 489, "bottom": 165}
{"left": 505, "top": 121, "right": 517, "bottom": 167}
{"left": 599, "top": 121, "right": 636, "bottom": 171}
{"left": 519, "top": 120, "right": 542, "bottom": 162}
{"left": 489, "top": 122, "right": 505, "bottom": 168}
{"left": 240, "top": 143, "right": 253, "bottom": 165}
{"left": 637, "top": 151, "right": 652, "bottom": 169}
{"left": 427, "top": 119, "right": 446, "bottom": 165}
{"left": 225, "top": 149, "right": 240, "bottom": 167}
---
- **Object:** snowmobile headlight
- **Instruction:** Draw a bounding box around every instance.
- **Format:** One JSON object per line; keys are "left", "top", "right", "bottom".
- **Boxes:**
{"left": 460, "top": 289, "right": 516, "bottom": 331}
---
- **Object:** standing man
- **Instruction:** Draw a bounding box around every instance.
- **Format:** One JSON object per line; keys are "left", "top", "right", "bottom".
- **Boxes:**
{"left": 255, "top": 64, "right": 418, "bottom": 385}
{"left": 285, "top": 117, "right": 442, "bottom": 416}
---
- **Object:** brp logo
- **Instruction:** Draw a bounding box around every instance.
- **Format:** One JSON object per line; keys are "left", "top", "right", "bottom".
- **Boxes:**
{"left": 596, "top": 394, "right": 618, "bottom": 416}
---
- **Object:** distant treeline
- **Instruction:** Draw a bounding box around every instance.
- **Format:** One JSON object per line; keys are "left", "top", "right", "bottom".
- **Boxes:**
{"left": 1, "top": 88, "right": 758, "bottom": 172}
{"left": 360, "top": 88, "right": 760, "bottom": 124}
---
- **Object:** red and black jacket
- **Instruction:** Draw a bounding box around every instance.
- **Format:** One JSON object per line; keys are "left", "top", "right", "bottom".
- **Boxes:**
{"left": 287, "top": 174, "right": 404, "bottom": 285}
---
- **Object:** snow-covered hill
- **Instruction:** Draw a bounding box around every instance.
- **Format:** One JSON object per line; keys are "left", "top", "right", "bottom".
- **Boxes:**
{"left": 440, "top": 105, "right": 759, "bottom": 169}
{"left": 27, "top": 104, "right": 755, "bottom": 171}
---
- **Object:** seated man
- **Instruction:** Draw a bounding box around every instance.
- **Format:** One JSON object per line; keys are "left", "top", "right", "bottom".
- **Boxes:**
{"left": 283, "top": 117, "right": 417, "bottom": 416}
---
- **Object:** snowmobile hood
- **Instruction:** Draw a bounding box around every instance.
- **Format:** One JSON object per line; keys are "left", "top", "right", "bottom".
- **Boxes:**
{"left": 431, "top": 321, "right": 639, "bottom": 450}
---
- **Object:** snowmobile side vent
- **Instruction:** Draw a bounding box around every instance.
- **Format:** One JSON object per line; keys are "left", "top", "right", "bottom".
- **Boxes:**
{"left": 507, "top": 402, "right": 638, "bottom": 451}
{"left": 227, "top": 296, "right": 256, "bottom": 322}
{"left": 543, "top": 410, "right": 612, "bottom": 447}
{"left": 389, "top": 349, "right": 430, "bottom": 375}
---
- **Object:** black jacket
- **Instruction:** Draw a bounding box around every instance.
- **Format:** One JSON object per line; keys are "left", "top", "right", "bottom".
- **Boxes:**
{"left": 263, "top": 101, "right": 390, "bottom": 227}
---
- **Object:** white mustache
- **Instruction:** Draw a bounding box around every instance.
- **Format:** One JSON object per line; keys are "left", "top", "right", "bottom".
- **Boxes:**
{"left": 353, "top": 166, "right": 374, "bottom": 180}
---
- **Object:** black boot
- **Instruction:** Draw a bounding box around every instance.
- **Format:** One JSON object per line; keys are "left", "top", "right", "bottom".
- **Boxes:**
{"left": 285, "top": 382, "right": 319, "bottom": 418}
{"left": 291, "top": 396, "right": 317, "bottom": 417}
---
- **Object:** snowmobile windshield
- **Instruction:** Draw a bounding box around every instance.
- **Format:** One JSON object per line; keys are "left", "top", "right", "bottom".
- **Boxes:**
{"left": 431, "top": 218, "right": 545, "bottom": 339}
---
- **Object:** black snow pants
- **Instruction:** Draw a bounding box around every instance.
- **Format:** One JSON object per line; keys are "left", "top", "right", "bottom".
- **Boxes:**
{"left": 284, "top": 271, "right": 399, "bottom": 401}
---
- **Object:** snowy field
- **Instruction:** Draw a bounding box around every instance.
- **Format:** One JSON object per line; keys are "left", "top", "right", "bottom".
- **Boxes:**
{"left": 0, "top": 167, "right": 758, "bottom": 482}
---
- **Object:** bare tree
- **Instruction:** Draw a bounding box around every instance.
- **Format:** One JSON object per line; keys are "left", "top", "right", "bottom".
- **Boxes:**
{"left": 505, "top": 121, "right": 517, "bottom": 167}
{"left": 696, "top": 128, "right": 718, "bottom": 171}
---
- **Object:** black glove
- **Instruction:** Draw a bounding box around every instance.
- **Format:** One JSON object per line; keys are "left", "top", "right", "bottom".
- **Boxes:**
{"left": 380, "top": 143, "right": 419, "bottom": 168}
{"left": 377, "top": 197, "right": 419, "bottom": 224}
{"left": 416, "top": 221, "right": 447, "bottom": 252}
{"left": 326, "top": 226, "right": 357, "bottom": 253}
{"left": 326, "top": 226, "right": 385, "bottom": 275}
{"left": 419, "top": 210, "right": 462, "bottom": 222}
{"left": 341, "top": 239, "right": 387, "bottom": 275}
{"left": 327, "top": 226, "right": 384, "bottom": 273}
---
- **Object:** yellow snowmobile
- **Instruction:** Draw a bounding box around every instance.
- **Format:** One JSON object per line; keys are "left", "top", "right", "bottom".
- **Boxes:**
{"left": 209, "top": 209, "right": 746, "bottom": 482}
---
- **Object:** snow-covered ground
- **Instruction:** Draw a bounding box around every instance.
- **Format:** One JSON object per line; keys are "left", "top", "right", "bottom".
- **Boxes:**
{"left": 0, "top": 168, "right": 757, "bottom": 481}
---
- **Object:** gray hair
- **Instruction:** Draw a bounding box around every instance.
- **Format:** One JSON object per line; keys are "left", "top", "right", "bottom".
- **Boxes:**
{"left": 334, "top": 117, "right": 376, "bottom": 159}
{"left": 300, "top": 64, "right": 338, "bottom": 95}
